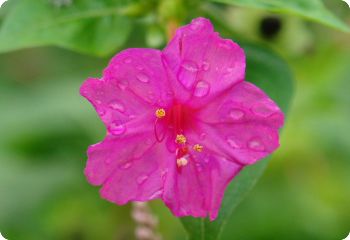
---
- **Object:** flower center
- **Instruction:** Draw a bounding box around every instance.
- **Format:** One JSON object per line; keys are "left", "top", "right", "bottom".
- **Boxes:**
{"left": 154, "top": 104, "right": 203, "bottom": 168}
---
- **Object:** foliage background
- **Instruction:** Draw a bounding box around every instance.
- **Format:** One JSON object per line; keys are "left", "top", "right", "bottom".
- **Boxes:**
{"left": 0, "top": 0, "right": 349, "bottom": 239}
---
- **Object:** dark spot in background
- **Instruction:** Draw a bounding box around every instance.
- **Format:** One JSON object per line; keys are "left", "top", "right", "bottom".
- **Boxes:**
{"left": 260, "top": 16, "right": 282, "bottom": 39}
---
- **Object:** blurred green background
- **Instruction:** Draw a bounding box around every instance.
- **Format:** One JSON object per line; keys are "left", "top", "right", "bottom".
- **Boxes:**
{"left": 0, "top": 0, "right": 349, "bottom": 239}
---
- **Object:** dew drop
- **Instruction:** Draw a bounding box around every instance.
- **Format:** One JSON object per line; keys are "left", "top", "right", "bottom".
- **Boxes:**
{"left": 226, "top": 136, "right": 240, "bottom": 148}
{"left": 117, "top": 80, "right": 128, "bottom": 90}
{"left": 202, "top": 61, "right": 210, "bottom": 71}
{"left": 229, "top": 108, "right": 244, "bottom": 120}
{"left": 136, "top": 175, "right": 149, "bottom": 184}
{"left": 136, "top": 72, "right": 150, "bottom": 83}
{"left": 109, "top": 100, "right": 125, "bottom": 113}
{"left": 226, "top": 67, "right": 235, "bottom": 73}
{"left": 146, "top": 91, "right": 156, "bottom": 103}
{"left": 199, "top": 133, "right": 206, "bottom": 140}
{"left": 248, "top": 138, "right": 265, "bottom": 151}
{"left": 252, "top": 103, "right": 276, "bottom": 117}
{"left": 181, "top": 61, "right": 199, "bottom": 72}
{"left": 97, "top": 108, "right": 106, "bottom": 116}
{"left": 136, "top": 65, "right": 144, "bottom": 71}
{"left": 128, "top": 114, "right": 136, "bottom": 120}
{"left": 149, "top": 190, "right": 163, "bottom": 199}
{"left": 123, "top": 57, "right": 132, "bottom": 64}
{"left": 109, "top": 121, "right": 126, "bottom": 135}
{"left": 194, "top": 81, "right": 210, "bottom": 97}
{"left": 120, "top": 162, "right": 132, "bottom": 169}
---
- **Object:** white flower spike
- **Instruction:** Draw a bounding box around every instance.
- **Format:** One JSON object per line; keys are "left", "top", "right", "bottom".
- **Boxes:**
{"left": 343, "top": 232, "right": 350, "bottom": 240}
{"left": 0, "top": 0, "right": 8, "bottom": 8}
{"left": 0, "top": 232, "right": 8, "bottom": 240}
{"left": 342, "top": 0, "right": 350, "bottom": 8}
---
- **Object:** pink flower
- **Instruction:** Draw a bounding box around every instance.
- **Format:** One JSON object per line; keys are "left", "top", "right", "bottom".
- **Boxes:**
{"left": 80, "top": 17, "right": 284, "bottom": 220}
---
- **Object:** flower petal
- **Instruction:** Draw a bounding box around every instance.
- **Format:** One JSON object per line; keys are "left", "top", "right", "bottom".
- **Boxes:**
{"left": 103, "top": 48, "right": 174, "bottom": 107}
{"left": 163, "top": 17, "right": 245, "bottom": 106}
{"left": 162, "top": 151, "right": 242, "bottom": 220}
{"left": 85, "top": 131, "right": 155, "bottom": 186}
{"left": 99, "top": 141, "right": 170, "bottom": 204}
{"left": 86, "top": 135, "right": 170, "bottom": 204}
{"left": 80, "top": 77, "right": 154, "bottom": 132}
{"left": 193, "top": 81, "right": 284, "bottom": 165}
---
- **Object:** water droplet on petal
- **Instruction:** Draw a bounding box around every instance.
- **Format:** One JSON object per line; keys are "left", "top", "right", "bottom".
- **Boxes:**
{"left": 202, "top": 61, "right": 210, "bottom": 71}
{"left": 199, "top": 133, "right": 206, "bottom": 140}
{"left": 97, "top": 108, "right": 106, "bottom": 116}
{"left": 136, "top": 175, "right": 149, "bottom": 184}
{"left": 194, "top": 81, "right": 210, "bottom": 97}
{"left": 248, "top": 138, "right": 265, "bottom": 151}
{"left": 229, "top": 108, "right": 244, "bottom": 120}
{"left": 181, "top": 61, "right": 198, "bottom": 72}
{"left": 129, "top": 114, "right": 136, "bottom": 120}
{"left": 149, "top": 190, "right": 163, "bottom": 199}
{"left": 109, "top": 121, "right": 126, "bottom": 135}
{"left": 136, "top": 72, "right": 150, "bottom": 83}
{"left": 117, "top": 80, "right": 128, "bottom": 90}
{"left": 120, "top": 162, "right": 132, "bottom": 169}
{"left": 226, "top": 136, "right": 240, "bottom": 148}
{"left": 227, "top": 67, "right": 235, "bottom": 73}
{"left": 123, "top": 57, "right": 132, "bottom": 64}
{"left": 146, "top": 91, "right": 156, "bottom": 103}
{"left": 136, "top": 65, "right": 144, "bottom": 70}
{"left": 252, "top": 103, "right": 277, "bottom": 117}
{"left": 109, "top": 100, "right": 125, "bottom": 113}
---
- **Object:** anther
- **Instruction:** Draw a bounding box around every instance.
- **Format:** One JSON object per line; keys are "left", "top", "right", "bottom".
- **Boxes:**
{"left": 175, "top": 134, "right": 187, "bottom": 144}
{"left": 193, "top": 144, "right": 203, "bottom": 152}
{"left": 177, "top": 157, "right": 188, "bottom": 167}
{"left": 155, "top": 108, "right": 166, "bottom": 118}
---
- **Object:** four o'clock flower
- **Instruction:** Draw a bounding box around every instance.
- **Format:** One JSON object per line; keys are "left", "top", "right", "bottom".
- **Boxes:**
{"left": 80, "top": 17, "right": 284, "bottom": 220}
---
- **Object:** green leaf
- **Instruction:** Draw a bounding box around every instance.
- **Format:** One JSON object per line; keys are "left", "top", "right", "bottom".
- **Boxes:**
{"left": 0, "top": 0, "right": 134, "bottom": 57}
{"left": 210, "top": 0, "right": 350, "bottom": 32}
{"left": 180, "top": 43, "right": 294, "bottom": 240}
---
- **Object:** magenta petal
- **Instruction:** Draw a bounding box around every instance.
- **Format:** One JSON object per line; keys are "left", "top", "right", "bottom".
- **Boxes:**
{"left": 85, "top": 131, "right": 156, "bottom": 186}
{"left": 103, "top": 48, "right": 174, "bottom": 107}
{"left": 163, "top": 17, "right": 245, "bottom": 106}
{"left": 195, "top": 81, "right": 284, "bottom": 165}
{"left": 99, "top": 142, "right": 170, "bottom": 204}
{"left": 162, "top": 151, "right": 242, "bottom": 220}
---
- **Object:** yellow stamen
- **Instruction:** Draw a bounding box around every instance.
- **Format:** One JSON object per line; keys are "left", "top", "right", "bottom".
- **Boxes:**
{"left": 193, "top": 144, "right": 203, "bottom": 152}
{"left": 175, "top": 134, "right": 187, "bottom": 144}
{"left": 177, "top": 157, "right": 188, "bottom": 167}
{"left": 155, "top": 108, "right": 166, "bottom": 118}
